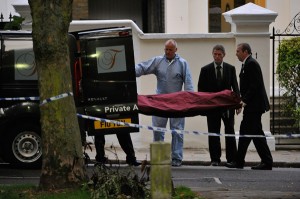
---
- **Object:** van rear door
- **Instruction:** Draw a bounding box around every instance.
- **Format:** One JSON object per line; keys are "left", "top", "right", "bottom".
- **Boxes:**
{"left": 75, "top": 27, "right": 139, "bottom": 135}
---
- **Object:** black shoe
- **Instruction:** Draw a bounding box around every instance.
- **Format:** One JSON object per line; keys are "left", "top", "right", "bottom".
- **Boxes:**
{"left": 251, "top": 163, "right": 272, "bottom": 170}
{"left": 225, "top": 162, "right": 244, "bottom": 169}
{"left": 127, "top": 160, "right": 141, "bottom": 166}
{"left": 210, "top": 161, "right": 220, "bottom": 166}
{"left": 94, "top": 157, "right": 108, "bottom": 166}
{"left": 95, "top": 157, "right": 108, "bottom": 164}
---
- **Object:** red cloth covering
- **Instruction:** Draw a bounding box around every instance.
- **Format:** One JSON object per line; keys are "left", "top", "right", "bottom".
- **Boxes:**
{"left": 137, "top": 90, "right": 241, "bottom": 117}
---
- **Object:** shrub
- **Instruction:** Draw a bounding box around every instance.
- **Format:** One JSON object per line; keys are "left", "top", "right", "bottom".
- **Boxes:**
{"left": 277, "top": 37, "right": 300, "bottom": 129}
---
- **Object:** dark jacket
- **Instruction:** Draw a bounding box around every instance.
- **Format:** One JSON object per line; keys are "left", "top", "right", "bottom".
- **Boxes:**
{"left": 197, "top": 62, "right": 240, "bottom": 96}
{"left": 239, "top": 56, "right": 270, "bottom": 113}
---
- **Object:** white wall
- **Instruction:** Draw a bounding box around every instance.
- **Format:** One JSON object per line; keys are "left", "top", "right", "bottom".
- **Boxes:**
{"left": 165, "top": 0, "right": 189, "bottom": 33}
{"left": 188, "top": 0, "right": 209, "bottom": 33}
{"left": 165, "top": 0, "right": 208, "bottom": 33}
{"left": 267, "top": 0, "right": 299, "bottom": 32}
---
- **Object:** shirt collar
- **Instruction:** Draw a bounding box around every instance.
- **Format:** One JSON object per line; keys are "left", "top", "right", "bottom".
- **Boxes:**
{"left": 242, "top": 55, "right": 250, "bottom": 65}
{"left": 164, "top": 54, "right": 178, "bottom": 65}
{"left": 214, "top": 62, "right": 223, "bottom": 69}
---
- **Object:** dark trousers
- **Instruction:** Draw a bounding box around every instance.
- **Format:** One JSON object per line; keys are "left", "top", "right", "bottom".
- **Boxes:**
{"left": 95, "top": 133, "right": 137, "bottom": 162}
{"left": 207, "top": 109, "right": 237, "bottom": 163}
{"left": 236, "top": 112, "right": 273, "bottom": 166}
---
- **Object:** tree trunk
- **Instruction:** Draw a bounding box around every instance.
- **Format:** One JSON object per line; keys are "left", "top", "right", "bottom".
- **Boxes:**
{"left": 28, "top": 0, "right": 88, "bottom": 189}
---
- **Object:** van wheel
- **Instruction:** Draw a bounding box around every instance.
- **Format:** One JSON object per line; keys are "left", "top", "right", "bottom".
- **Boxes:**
{"left": 2, "top": 122, "right": 42, "bottom": 169}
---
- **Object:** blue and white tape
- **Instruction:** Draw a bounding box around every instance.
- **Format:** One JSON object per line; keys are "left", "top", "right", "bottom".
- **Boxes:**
{"left": 1, "top": 94, "right": 299, "bottom": 139}
{"left": 0, "top": 97, "right": 39, "bottom": 101}
{"left": 76, "top": 113, "right": 300, "bottom": 139}
{"left": 39, "top": 92, "right": 73, "bottom": 106}
{"left": 0, "top": 92, "right": 73, "bottom": 106}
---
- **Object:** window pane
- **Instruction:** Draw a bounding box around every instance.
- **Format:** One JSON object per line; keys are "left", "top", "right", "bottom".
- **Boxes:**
{"left": 209, "top": 0, "right": 221, "bottom": 32}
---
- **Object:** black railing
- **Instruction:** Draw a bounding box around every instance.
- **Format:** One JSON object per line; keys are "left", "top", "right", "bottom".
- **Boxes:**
{"left": 0, "top": 13, "right": 12, "bottom": 30}
{"left": 270, "top": 12, "right": 300, "bottom": 144}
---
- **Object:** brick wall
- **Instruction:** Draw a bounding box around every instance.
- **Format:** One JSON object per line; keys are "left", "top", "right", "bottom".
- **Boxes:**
{"left": 72, "top": 0, "right": 88, "bottom": 20}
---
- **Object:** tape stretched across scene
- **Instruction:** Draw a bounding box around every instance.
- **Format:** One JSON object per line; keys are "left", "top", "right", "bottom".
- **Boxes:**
{"left": 76, "top": 113, "right": 300, "bottom": 139}
{"left": 0, "top": 92, "right": 73, "bottom": 106}
{"left": 0, "top": 94, "right": 299, "bottom": 139}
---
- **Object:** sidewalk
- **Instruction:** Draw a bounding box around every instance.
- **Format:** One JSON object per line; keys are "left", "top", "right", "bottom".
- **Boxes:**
{"left": 85, "top": 144, "right": 300, "bottom": 168}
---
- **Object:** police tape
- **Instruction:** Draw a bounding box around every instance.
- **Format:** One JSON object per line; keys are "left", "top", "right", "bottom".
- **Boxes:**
{"left": 0, "top": 94, "right": 299, "bottom": 139}
{"left": 0, "top": 96, "right": 39, "bottom": 101}
{"left": 0, "top": 92, "right": 73, "bottom": 106}
{"left": 76, "top": 113, "right": 300, "bottom": 139}
{"left": 39, "top": 92, "right": 73, "bottom": 106}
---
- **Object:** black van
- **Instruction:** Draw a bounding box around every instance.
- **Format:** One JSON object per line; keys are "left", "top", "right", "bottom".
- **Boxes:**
{"left": 0, "top": 27, "right": 139, "bottom": 168}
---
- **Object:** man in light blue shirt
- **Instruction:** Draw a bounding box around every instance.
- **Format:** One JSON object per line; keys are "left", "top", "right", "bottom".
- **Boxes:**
{"left": 135, "top": 39, "right": 194, "bottom": 166}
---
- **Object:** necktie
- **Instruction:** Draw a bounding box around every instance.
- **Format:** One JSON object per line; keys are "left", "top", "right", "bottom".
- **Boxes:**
{"left": 216, "top": 65, "right": 222, "bottom": 87}
{"left": 240, "top": 64, "right": 244, "bottom": 75}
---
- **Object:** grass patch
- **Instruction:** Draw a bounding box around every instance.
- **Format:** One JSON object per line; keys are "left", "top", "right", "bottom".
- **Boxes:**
{"left": 0, "top": 185, "right": 90, "bottom": 199}
{"left": 173, "top": 185, "right": 203, "bottom": 199}
{"left": 0, "top": 184, "right": 204, "bottom": 199}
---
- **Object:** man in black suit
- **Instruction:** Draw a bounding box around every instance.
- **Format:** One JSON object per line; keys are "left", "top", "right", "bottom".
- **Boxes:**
{"left": 94, "top": 133, "right": 141, "bottom": 166}
{"left": 198, "top": 44, "right": 240, "bottom": 166}
{"left": 226, "top": 43, "right": 273, "bottom": 170}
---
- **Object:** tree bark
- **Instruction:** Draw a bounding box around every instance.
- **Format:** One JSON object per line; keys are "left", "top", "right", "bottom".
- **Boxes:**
{"left": 28, "top": 0, "right": 88, "bottom": 189}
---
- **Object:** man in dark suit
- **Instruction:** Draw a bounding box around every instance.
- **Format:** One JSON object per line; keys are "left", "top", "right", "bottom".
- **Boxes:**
{"left": 198, "top": 44, "right": 240, "bottom": 166}
{"left": 95, "top": 133, "right": 141, "bottom": 166}
{"left": 226, "top": 43, "right": 273, "bottom": 170}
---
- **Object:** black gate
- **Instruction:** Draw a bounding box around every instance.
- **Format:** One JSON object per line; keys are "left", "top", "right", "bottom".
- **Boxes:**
{"left": 270, "top": 12, "right": 300, "bottom": 145}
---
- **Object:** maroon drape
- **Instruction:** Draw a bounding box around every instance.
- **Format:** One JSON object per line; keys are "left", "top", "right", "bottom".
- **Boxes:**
{"left": 137, "top": 90, "right": 241, "bottom": 117}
